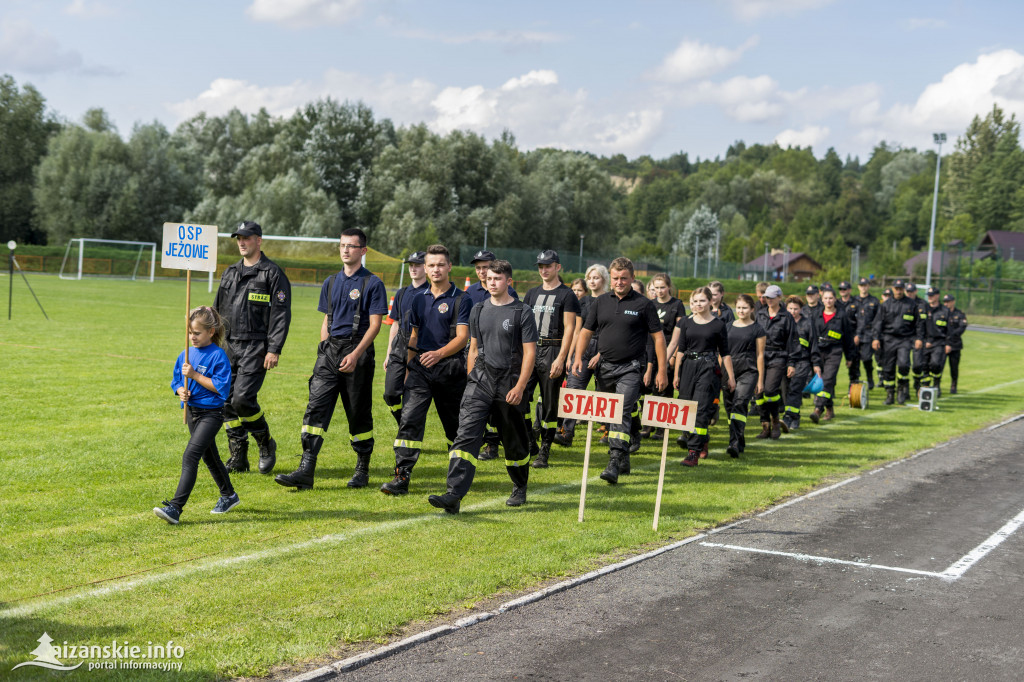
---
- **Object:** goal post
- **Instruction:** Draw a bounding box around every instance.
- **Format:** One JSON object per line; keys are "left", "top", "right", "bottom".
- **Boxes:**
{"left": 59, "top": 238, "right": 157, "bottom": 282}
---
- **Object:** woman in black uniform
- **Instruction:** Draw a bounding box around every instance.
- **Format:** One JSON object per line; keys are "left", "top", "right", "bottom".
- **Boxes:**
{"left": 646, "top": 273, "right": 686, "bottom": 439}
{"left": 810, "top": 289, "right": 855, "bottom": 423}
{"left": 782, "top": 296, "right": 821, "bottom": 432}
{"left": 723, "top": 294, "right": 764, "bottom": 458}
{"left": 555, "top": 264, "right": 609, "bottom": 447}
{"left": 674, "top": 287, "right": 736, "bottom": 467}
{"left": 755, "top": 285, "right": 798, "bottom": 439}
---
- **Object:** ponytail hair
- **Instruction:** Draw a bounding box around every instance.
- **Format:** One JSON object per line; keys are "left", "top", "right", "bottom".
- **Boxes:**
{"left": 189, "top": 306, "right": 225, "bottom": 347}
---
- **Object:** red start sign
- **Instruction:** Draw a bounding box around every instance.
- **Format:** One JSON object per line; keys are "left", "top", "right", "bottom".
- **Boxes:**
{"left": 557, "top": 388, "right": 624, "bottom": 424}
{"left": 641, "top": 395, "right": 698, "bottom": 432}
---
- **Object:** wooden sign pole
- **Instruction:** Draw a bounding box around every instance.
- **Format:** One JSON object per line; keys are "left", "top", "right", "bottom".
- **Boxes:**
{"left": 183, "top": 270, "right": 191, "bottom": 424}
{"left": 653, "top": 428, "right": 670, "bottom": 530}
{"left": 578, "top": 421, "right": 594, "bottom": 522}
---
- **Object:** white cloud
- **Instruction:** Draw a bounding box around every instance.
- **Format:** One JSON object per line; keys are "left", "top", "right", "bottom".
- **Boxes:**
{"left": 170, "top": 69, "right": 663, "bottom": 155}
{"left": 649, "top": 36, "right": 758, "bottom": 83}
{"left": 683, "top": 75, "right": 784, "bottom": 123}
{"left": 64, "top": 0, "right": 116, "bottom": 17}
{"left": 246, "top": 0, "right": 364, "bottom": 28}
{"left": 727, "top": 0, "right": 834, "bottom": 22}
{"left": 854, "top": 49, "right": 1024, "bottom": 147}
{"left": 0, "top": 19, "right": 82, "bottom": 74}
{"left": 775, "top": 125, "right": 829, "bottom": 149}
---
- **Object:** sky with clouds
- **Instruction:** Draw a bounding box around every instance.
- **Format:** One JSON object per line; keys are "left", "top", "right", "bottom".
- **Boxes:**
{"left": 2, "top": 0, "right": 1023, "bottom": 161}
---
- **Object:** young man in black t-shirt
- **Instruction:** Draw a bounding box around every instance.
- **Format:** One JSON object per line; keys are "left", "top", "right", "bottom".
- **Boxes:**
{"left": 428, "top": 260, "right": 538, "bottom": 514}
{"left": 523, "top": 250, "right": 580, "bottom": 468}
{"left": 572, "top": 257, "right": 667, "bottom": 485}
{"left": 382, "top": 251, "right": 428, "bottom": 426}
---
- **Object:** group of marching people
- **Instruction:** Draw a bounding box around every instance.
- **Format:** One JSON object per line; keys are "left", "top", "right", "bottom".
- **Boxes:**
{"left": 153, "top": 222, "right": 969, "bottom": 523}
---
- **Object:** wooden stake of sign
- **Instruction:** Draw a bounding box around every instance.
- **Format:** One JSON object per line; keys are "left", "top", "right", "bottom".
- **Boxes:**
{"left": 653, "top": 429, "right": 670, "bottom": 530}
{"left": 183, "top": 271, "right": 191, "bottom": 424}
{"left": 578, "top": 421, "right": 594, "bottom": 522}
{"left": 641, "top": 395, "right": 699, "bottom": 531}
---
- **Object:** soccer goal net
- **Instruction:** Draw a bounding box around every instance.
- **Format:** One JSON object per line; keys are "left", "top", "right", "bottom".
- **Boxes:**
{"left": 59, "top": 238, "right": 157, "bottom": 282}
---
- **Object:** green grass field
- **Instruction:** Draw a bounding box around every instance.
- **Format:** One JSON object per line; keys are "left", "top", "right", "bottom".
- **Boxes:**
{"left": 2, "top": 274, "right": 1024, "bottom": 680}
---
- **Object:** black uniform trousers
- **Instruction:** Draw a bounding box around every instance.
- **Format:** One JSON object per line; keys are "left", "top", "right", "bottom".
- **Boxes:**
{"left": 594, "top": 358, "right": 644, "bottom": 461}
{"left": 848, "top": 337, "right": 875, "bottom": 384}
{"left": 911, "top": 342, "right": 927, "bottom": 387}
{"left": 677, "top": 353, "right": 720, "bottom": 451}
{"left": 814, "top": 346, "right": 845, "bottom": 409}
{"left": 382, "top": 328, "right": 410, "bottom": 427}
{"left": 879, "top": 334, "right": 912, "bottom": 390}
{"left": 563, "top": 339, "right": 598, "bottom": 437}
{"left": 223, "top": 338, "right": 270, "bottom": 442}
{"left": 948, "top": 350, "right": 962, "bottom": 383}
{"left": 394, "top": 355, "right": 467, "bottom": 472}
{"left": 924, "top": 344, "right": 947, "bottom": 386}
{"left": 171, "top": 406, "right": 234, "bottom": 509}
{"left": 784, "top": 360, "right": 813, "bottom": 420}
{"left": 301, "top": 336, "right": 375, "bottom": 458}
{"left": 525, "top": 343, "right": 566, "bottom": 446}
{"left": 724, "top": 367, "right": 758, "bottom": 449}
{"left": 446, "top": 363, "right": 531, "bottom": 499}
{"left": 756, "top": 361, "right": 787, "bottom": 422}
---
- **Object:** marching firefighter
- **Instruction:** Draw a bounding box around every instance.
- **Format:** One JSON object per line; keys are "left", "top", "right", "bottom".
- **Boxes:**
{"left": 723, "top": 294, "right": 764, "bottom": 457}
{"left": 922, "top": 286, "right": 951, "bottom": 392}
{"left": 810, "top": 288, "right": 855, "bottom": 423}
{"left": 382, "top": 252, "right": 428, "bottom": 426}
{"left": 755, "top": 285, "right": 798, "bottom": 439}
{"left": 275, "top": 228, "right": 388, "bottom": 490}
{"left": 944, "top": 294, "right": 968, "bottom": 394}
{"left": 852, "top": 277, "right": 880, "bottom": 389}
{"left": 782, "top": 296, "right": 821, "bottom": 431}
{"left": 427, "top": 260, "right": 537, "bottom": 513}
{"left": 905, "top": 282, "right": 929, "bottom": 395}
{"left": 872, "top": 279, "right": 924, "bottom": 405}
{"left": 214, "top": 221, "right": 292, "bottom": 475}
{"left": 381, "top": 245, "right": 469, "bottom": 495}
{"left": 523, "top": 250, "right": 580, "bottom": 468}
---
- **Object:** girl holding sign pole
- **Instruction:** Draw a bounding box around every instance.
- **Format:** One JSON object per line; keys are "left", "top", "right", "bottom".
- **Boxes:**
{"left": 672, "top": 287, "right": 735, "bottom": 468}
{"left": 154, "top": 306, "right": 238, "bottom": 524}
{"left": 722, "top": 294, "right": 764, "bottom": 458}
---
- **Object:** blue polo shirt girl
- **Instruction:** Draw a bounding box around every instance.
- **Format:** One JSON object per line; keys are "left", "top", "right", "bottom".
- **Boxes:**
{"left": 154, "top": 306, "right": 238, "bottom": 524}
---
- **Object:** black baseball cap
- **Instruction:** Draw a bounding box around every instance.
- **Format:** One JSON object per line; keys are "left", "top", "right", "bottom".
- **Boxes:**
{"left": 927, "top": 286, "right": 940, "bottom": 297}
{"left": 905, "top": 282, "right": 917, "bottom": 292}
{"left": 859, "top": 277, "right": 870, "bottom": 286}
{"left": 943, "top": 293, "right": 955, "bottom": 302}
{"left": 839, "top": 281, "right": 851, "bottom": 290}
{"left": 893, "top": 279, "right": 906, "bottom": 289}
{"left": 404, "top": 251, "right": 426, "bottom": 264}
{"left": 471, "top": 250, "right": 496, "bottom": 263}
{"left": 231, "top": 220, "right": 262, "bottom": 238}
{"left": 884, "top": 287, "right": 894, "bottom": 296}
{"left": 806, "top": 285, "right": 820, "bottom": 295}
{"left": 536, "top": 249, "right": 560, "bottom": 265}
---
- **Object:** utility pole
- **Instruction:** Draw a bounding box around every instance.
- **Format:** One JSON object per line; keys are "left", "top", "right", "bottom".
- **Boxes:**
{"left": 925, "top": 133, "right": 946, "bottom": 287}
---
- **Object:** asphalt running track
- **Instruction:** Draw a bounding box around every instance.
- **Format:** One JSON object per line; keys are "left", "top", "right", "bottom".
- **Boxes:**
{"left": 289, "top": 413, "right": 1024, "bottom": 681}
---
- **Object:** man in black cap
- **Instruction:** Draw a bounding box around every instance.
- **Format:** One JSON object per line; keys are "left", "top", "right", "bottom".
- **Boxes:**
{"left": 905, "top": 282, "right": 929, "bottom": 395}
{"left": 851, "top": 277, "right": 880, "bottom": 389}
{"left": 382, "top": 252, "right": 428, "bottom": 426}
{"left": 922, "top": 286, "right": 951, "bottom": 392}
{"left": 837, "top": 281, "right": 860, "bottom": 391}
{"left": 872, "top": 279, "right": 923, "bottom": 405}
{"left": 943, "top": 294, "right": 968, "bottom": 393}
{"left": 214, "top": 220, "right": 292, "bottom": 475}
{"left": 522, "top": 250, "right": 580, "bottom": 468}
{"left": 802, "top": 284, "right": 823, "bottom": 336}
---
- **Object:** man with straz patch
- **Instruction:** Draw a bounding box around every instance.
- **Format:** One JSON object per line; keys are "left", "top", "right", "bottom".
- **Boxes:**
{"left": 572, "top": 257, "right": 667, "bottom": 485}
{"left": 381, "top": 245, "right": 470, "bottom": 495}
{"left": 276, "top": 228, "right": 387, "bottom": 491}
{"left": 522, "top": 250, "right": 580, "bottom": 468}
{"left": 214, "top": 220, "right": 292, "bottom": 475}
{"left": 382, "top": 251, "right": 428, "bottom": 426}
{"left": 428, "top": 260, "right": 537, "bottom": 514}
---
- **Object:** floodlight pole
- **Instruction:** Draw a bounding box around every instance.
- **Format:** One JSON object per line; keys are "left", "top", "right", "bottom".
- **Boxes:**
{"left": 7, "top": 245, "right": 13, "bottom": 320}
{"left": 579, "top": 234, "right": 584, "bottom": 273}
{"left": 483, "top": 222, "right": 489, "bottom": 251}
{"left": 763, "top": 243, "right": 769, "bottom": 281}
{"left": 926, "top": 132, "right": 946, "bottom": 288}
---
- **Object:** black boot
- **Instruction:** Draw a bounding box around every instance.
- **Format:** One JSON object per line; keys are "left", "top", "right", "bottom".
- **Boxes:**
{"left": 225, "top": 438, "right": 250, "bottom": 473}
{"left": 506, "top": 485, "right": 527, "bottom": 507}
{"left": 274, "top": 452, "right": 316, "bottom": 489}
{"left": 531, "top": 442, "right": 550, "bottom": 468}
{"left": 347, "top": 453, "right": 371, "bottom": 488}
{"left": 681, "top": 449, "right": 700, "bottom": 467}
{"left": 950, "top": 381, "right": 957, "bottom": 394}
{"left": 380, "top": 467, "right": 410, "bottom": 495}
{"left": 427, "top": 492, "right": 461, "bottom": 514}
{"left": 552, "top": 427, "right": 574, "bottom": 447}
{"left": 599, "top": 453, "right": 620, "bottom": 484}
{"left": 884, "top": 388, "right": 895, "bottom": 405}
{"left": 897, "top": 382, "right": 909, "bottom": 405}
{"left": 252, "top": 430, "right": 277, "bottom": 474}
{"left": 620, "top": 449, "right": 631, "bottom": 474}
{"left": 809, "top": 407, "right": 822, "bottom": 424}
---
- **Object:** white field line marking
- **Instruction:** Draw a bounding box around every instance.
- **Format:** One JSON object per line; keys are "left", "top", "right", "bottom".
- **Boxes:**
{"left": 942, "top": 507, "right": 1024, "bottom": 579}
{"left": 699, "top": 542, "right": 948, "bottom": 579}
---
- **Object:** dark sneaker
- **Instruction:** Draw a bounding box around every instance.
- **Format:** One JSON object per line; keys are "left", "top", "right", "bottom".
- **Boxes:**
{"left": 478, "top": 442, "right": 499, "bottom": 461}
{"left": 428, "top": 493, "right": 461, "bottom": 514}
{"left": 681, "top": 450, "right": 700, "bottom": 467}
{"left": 506, "top": 486, "right": 527, "bottom": 507}
{"left": 211, "top": 493, "right": 240, "bottom": 514}
{"left": 154, "top": 501, "right": 181, "bottom": 524}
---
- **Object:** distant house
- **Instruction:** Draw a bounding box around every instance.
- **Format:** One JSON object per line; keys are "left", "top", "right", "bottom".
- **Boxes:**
{"left": 903, "top": 243, "right": 993, "bottom": 276}
{"left": 978, "top": 230, "right": 1024, "bottom": 260}
{"left": 742, "top": 251, "right": 822, "bottom": 282}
